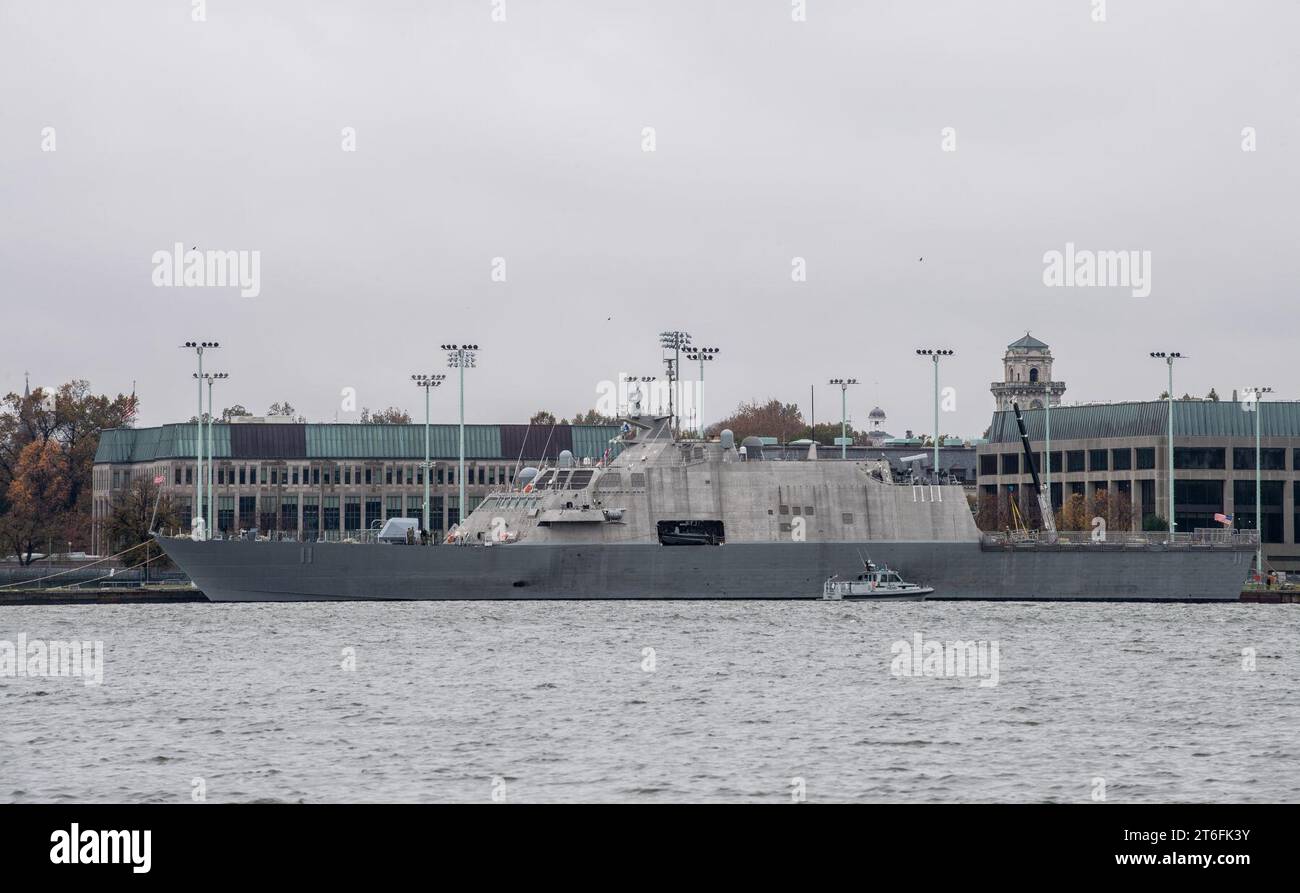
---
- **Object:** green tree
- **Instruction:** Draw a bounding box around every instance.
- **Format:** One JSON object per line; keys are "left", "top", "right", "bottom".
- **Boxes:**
{"left": 530, "top": 410, "right": 557, "bottom": 425}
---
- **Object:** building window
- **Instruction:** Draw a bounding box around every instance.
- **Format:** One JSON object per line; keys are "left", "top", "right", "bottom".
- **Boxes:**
{"left": 478, "top": 467, "right": 485, "bottom": 485}
{"left": 385, "top": 466, "right": 393, "bottom": 485}
{"left": 365, "top": 498, "right": 381, "bottom": 529}
{"left": 1174, "top": 447, "right": 1225, "bottom": 470}
{"left": 312, "top": 467, "right": 320, "bottom": 486}
{"left": 1089, "top": 450, "right": 1108, "bottom": 472}
{"left": 1067, "top": 451, "right": 1085, "bottom": 473}
{"left": 365, "top": 467, "right": 373, "bottom": 485}
{"left": 344, "top": 466, "right": 352, "bottom": 485}
{"left": 218, "top": 496, "right": 235, "bottom": 533}
{"left": 1234, "top": 447, "right": 1285, "bottom": 470}
{"left": 979, "top": 455, "right": 997, "bottom": 476}
{"left": 303, "top": 496, "right": 319, "bottom": 535}
{"left": 1136, "top": 448, "right": 1156, "bottom": 470}
{"left": 431, "top": 496, "right": 444, "bottom": 532}
{"left": 386, "top": 496, "right": 402, "bottom": 519}
{"left": 281, "top": 496, "right": 299, "bottom": 531}
{"left": 323, "top": 496, "right": 340, "bottom": 531}
{"left": 1000, "top": 453, "right": 1019, "bottom": 475}
{"left": 239, "top": 496, "right": 256, "bottom": 529}
{"left": 292, "top": 467, "right": 299, "bottom": 485}
{"left": 344, "top": 496, "right": 361, "bottom": 531}
{"left": 260, "top": 466, "right": 268, "bottom": 484}
{"left": 1233, "top": 480, "right": 1283, "bottom": 543}
{"left": 1112, "top": 448, "right": 1132, "bottom": 471}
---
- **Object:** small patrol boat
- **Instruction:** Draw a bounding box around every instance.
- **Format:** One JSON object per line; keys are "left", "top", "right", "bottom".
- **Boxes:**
{"left": 822, "top": 557, "right": 933, "bottom": 601}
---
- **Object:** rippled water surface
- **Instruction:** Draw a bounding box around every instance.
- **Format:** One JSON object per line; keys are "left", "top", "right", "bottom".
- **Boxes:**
{"left": 2, "top": 600, "right": 1297, "bottom": 803}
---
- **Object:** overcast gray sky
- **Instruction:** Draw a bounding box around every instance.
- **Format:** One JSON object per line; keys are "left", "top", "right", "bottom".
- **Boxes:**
{"left": 2, "top": 0, "right": 1296, "bottom": 438}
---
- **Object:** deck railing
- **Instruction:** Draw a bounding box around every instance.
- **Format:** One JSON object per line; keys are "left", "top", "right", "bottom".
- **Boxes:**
{"left": 981, "top": 528, "right": 1259, "bottom": 548}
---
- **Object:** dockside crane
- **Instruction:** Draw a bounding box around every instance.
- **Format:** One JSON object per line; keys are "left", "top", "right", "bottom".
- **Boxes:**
{"left": 1011, "top": 401, "right": 1058, "bottom": 544}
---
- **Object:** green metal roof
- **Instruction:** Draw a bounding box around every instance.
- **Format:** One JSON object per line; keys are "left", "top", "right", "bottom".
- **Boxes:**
{"left": 96, "top": 423, "right": 231, "bottom": 462}
{"left": 987, "top": 400, "right": 1300, "bottom": 443}
{"left": 571, "top": 425, "right": 623, "bottom": 459}
{"left": 1008, "top": 333, "right": 1049, "bottom": 350}
{"left": 305, "top": 424, "right": 501, "bottom": 459}
{"left": 95, "top": 423, "right": 622, "bottom": 463}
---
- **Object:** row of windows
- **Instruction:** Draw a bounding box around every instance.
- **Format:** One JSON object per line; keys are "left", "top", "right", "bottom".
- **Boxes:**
{"left": 157, "top": 463, "right": 516, "bottom": 488}
{"left": 982, "top": 446, "right": 1299, "bottom": 477}
{"left": 984, "top": 447, "right": 1157, "bottom": 476}
{"left": 982, "top": 479, "right": 1300, "bottom": 543}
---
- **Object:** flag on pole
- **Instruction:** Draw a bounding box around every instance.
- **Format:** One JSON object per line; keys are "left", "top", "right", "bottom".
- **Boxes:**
{"left": 1214, "top": 512, "right": 1233, "bottom": 525}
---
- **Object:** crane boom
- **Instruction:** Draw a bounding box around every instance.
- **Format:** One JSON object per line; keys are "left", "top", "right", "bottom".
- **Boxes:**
{"left": 1011, "top": 401, "right": 1058, "bottom": 543}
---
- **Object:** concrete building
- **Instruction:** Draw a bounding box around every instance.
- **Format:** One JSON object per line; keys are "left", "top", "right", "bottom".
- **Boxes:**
{"left": 990, "top": 332, "right": 1066, "bottom": 411}
{"left": 91, "top": 420, "right": 621, "bottom": 553}
{"left": 976, "top": 399, "right": 1300, "bottom": 572}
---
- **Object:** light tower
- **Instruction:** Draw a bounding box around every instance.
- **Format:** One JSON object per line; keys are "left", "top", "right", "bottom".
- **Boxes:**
{"left": 685, "top": 347, "right": 719, "bottom": 437}
{"left": 1246, "top": 385, "right": 1273, "bottom": 575}
{"left": 412, "top": 373, "right": 446, "bottom": 536}
{"left": 1149, "top": 352, "right": 1184, "bottom": 536}
{"left": 915, "top": 349, "right": 954, "bottom": 481}
{"left": 827, "top": 378, "right": 858, "bottom": 458}
{"left": 443, "top": 344, "right": 479, "bottom": 533}
{"left": 181, "top": 341, "right": 219, "bottom": 533}
{"left": 659, "top": 330, "right": 692, "bottom": 435}
{"left": 194, "top": 371, "right": 228, "bottom": 539}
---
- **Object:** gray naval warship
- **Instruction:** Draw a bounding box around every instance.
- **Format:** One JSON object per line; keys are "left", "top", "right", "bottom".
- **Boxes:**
{"left": 157, "top": 402, "right": 1256, "bottom": 603}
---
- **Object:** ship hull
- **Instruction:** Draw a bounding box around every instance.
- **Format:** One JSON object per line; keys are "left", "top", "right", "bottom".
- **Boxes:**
{"left": 157, "top": 537, "right": 1252, "bottom": 603}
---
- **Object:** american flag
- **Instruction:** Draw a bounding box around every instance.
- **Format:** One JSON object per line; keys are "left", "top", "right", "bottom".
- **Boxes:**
{"left": 1214, "top": 512, "right": 1233, "bottom": 525}
{"left": 153, "top": 474, "right": 165, "bottom": 485}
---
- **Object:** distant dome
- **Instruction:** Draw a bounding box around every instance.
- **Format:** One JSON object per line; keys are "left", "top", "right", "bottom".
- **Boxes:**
{"left": 868, "top": 406, "right": 887, "bottom": 420}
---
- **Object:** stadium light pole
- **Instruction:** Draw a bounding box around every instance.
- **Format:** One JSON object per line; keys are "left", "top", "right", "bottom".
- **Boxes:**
{"left": 828, "top": 378, "right": 858, "bottom": 458}
{"left": 685, "top": 347, "right": 719, "bottom": 437}
{"left": 659, "top": 330, "right": 692, "bottom": 435}
{"left": 915, "top": 349, "right": 954, "bottom": 481}
{"left": 1248, "top": 386, "right": 1273, "bottom": 576}
{"left": 444, "top": 345, "right": 479, "bottom": 533}
{"left": 412, "top": 374, "right": 446, "bottom": 536}
{"left": 1150, "top": 352, "right": 1184, "bottom": 536}
{"left": 195, "top": 372, "right": 228, "bottom": 539}
{"left": 182, "top": 341, "right": 218, "bottom": 534}
{"left": 622, "top": 375, "right": 656, "bottom": 416}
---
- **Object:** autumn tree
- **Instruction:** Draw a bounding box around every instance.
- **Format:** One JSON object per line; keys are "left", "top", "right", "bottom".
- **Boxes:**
{"left": 0, "top": 381, "right": 137, "bottom": 557}
{"left": 571, "top": 408, "right": 618, "bottom": 425}
{"left": 706, "top": 399, "right": 805, "bottom": 444}
{"left": 360, "top": 406, "right": 413, "bottom": 424}
{"left": 2, "top": 440, "right": 72, "bottom": 564}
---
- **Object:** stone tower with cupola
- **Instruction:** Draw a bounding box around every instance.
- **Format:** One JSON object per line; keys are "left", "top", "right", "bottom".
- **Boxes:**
{"left": 990, "top": 332, "right": 1066, "bottom": 411}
